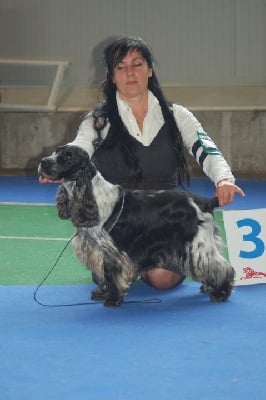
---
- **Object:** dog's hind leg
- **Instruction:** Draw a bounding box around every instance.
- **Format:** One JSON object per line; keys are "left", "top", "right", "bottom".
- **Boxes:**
{"left": 199, "top": 257, "right": 235, "bottom": 302}
{"left": 185, "top": 215, "right": 235, "bottom": 302}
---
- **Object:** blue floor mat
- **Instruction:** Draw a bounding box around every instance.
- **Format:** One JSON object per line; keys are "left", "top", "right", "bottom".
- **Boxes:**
{"left": 1, "top": 176, "right": 266, "bottom": 400}
{"left": 0, "top": 282, "right": 265, "bottom": 400}
{"left": 1, "top": 175, "right": 266, "bottom": 209}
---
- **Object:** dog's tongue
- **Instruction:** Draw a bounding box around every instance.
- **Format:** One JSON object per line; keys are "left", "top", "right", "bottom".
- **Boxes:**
{"left": 38, "top": 176, "right": 49, "bottom": 184}
{"left": 38, "top": 174, "right": 58, "bottom": 183}
{"left": 39, "top": 176, "right": 64, "bottom": 184}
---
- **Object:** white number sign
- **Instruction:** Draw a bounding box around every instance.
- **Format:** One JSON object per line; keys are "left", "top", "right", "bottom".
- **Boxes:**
{"left": 223, "top": 209, "right": 266, "bottom": 285}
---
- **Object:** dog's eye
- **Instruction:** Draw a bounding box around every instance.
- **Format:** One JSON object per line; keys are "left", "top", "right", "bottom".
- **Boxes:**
{"left": 65, "top": 151, "right": 72, "bottom": 160}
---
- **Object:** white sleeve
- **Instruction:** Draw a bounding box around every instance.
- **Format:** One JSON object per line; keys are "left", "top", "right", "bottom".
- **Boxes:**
{"left": 68, "top": 112, "right": 109, "bottom": 158}
{"left": 172, "top": 104, "right": 235, "bottom": 186}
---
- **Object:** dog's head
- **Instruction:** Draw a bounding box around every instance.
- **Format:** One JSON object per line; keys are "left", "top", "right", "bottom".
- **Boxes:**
{"left": 38, "top": 145, "right": 96, "bottom": 181}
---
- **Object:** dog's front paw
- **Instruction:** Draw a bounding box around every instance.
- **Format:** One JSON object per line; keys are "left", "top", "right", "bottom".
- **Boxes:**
{"left": 91, "top": 287, "right": 106, "bottom": 302}
{"left": 92, "top": 288, "right": 123, "bottom": 306}
{"left": 200, "top": 283, "right": 210, "bottom": 293}
{"left": 103, "top": 296, "right": 123, "bottom": 307}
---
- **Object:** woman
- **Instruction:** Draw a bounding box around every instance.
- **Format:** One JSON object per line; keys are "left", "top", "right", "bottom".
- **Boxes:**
{"left": 40, "top": 36, "right": 245, "bottom": 290}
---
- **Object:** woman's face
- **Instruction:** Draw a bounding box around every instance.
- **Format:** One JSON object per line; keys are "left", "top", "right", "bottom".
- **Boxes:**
{"left": 112, "top": 50, "right": 152, "bottom": 100}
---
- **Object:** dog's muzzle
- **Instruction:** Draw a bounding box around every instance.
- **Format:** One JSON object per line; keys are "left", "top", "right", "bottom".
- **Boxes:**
{"left": 38, "top": 157, "right": 58, "bottom": 180}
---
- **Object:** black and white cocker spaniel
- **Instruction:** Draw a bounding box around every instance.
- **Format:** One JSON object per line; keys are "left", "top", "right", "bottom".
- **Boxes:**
{"left": 38, "top": 145, "right": 235, "bottom": 307}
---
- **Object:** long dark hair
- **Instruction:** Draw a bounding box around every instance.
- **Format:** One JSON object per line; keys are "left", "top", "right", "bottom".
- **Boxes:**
{"left": 92, "top": 36, "right": 190, "bottom": 187}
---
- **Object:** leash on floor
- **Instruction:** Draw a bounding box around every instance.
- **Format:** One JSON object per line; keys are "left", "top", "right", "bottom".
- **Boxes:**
{"left": 33, "top": 233, "right": 161, "bottom": 308}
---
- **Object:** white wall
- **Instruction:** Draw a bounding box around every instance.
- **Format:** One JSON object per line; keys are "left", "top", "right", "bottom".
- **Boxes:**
{"left": 0, "top": 0, "right": 265, "bottom": 88}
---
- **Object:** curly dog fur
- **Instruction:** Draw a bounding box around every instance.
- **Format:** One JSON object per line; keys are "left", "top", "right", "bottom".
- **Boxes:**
{"left": 38, "top": 145, "right": 235, "bottom": 307}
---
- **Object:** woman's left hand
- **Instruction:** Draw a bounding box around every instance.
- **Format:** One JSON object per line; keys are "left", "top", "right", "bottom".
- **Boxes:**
{"left": 215, "top": 180, "right": 245, "bottom": 206}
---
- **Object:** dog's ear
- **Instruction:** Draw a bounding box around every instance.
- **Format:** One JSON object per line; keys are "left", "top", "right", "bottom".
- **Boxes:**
{"left": 87, "top": 161, "right": 97, "bottom": 179}
{"left": 76, "top": 161, "right": 97, "bottom": 186}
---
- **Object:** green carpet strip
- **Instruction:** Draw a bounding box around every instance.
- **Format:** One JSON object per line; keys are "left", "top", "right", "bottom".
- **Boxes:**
{"left": 0, "top": 204, "right": 228, "bottom": 285}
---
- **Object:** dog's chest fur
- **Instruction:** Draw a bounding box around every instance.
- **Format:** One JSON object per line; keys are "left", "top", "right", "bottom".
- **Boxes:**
{"left": 91, "top": 174, "right": 121, "bottom": 226}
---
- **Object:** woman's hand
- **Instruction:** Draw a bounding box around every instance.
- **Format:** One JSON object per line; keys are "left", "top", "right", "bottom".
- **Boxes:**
{"left": 215, "top": 180, "right": 245, "bottom": 206}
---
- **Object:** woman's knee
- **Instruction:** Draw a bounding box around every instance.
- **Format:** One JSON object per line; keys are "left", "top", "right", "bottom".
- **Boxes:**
{"left": 141, "top": 268, "right": 185, "bottom": 290}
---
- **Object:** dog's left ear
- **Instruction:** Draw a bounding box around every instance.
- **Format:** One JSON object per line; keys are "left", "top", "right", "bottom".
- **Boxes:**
{"left": 82, "top": 161, "right": 97, "bottom": 181}
{"left": 75, "top": 159, "right": 97, "bottom": 187}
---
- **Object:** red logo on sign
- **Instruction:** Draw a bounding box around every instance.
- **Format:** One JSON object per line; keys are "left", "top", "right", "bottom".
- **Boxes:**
{"left": 241, "top": 267, "right": 266, "bottom": 280}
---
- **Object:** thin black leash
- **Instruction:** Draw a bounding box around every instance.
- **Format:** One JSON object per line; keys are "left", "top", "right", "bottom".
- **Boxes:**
{"left": 33, "top": 232, "right": 161, "bottom": 308}
{"left": 33, "top": 232, "right": 96, "bottom": 307}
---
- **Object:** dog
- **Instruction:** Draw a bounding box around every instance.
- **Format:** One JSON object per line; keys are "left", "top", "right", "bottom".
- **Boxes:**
{"left": 38, "top": 144, "right": 235, "bottom": 307}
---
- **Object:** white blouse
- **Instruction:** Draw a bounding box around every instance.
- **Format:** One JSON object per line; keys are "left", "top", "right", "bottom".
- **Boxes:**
{"left": 70, "top": 90, "right": 235, "bottom": 186}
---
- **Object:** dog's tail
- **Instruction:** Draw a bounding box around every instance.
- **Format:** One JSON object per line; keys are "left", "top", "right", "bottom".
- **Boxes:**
{"left": 192, "top": 195, "right": 219, "bottom": 213}
{"left": 210, "top": 196, "right": 219, "bottom": 209}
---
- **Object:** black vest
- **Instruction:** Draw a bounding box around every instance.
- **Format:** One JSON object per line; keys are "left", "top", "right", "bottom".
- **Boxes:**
{"left": 92, "top": 123, "right": 178, "bottom": 190}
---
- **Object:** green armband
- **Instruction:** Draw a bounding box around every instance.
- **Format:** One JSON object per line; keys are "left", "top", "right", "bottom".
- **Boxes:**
{"left": 197, "top": 131, "right": 222, "bottom": 155}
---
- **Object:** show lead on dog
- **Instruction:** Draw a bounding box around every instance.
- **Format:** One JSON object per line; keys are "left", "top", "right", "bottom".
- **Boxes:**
{"left": 39, "top": 36, "right": 245, "bottom": 291}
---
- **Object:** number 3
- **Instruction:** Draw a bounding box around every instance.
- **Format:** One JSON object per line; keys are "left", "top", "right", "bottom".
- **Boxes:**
{"left": 237, "top": 218, "right": 265, "bottom": 259}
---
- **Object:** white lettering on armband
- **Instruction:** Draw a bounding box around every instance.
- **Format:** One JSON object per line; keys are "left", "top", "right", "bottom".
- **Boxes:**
{"left": 197, "top": 131, "right": 222, "bottom": 155}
